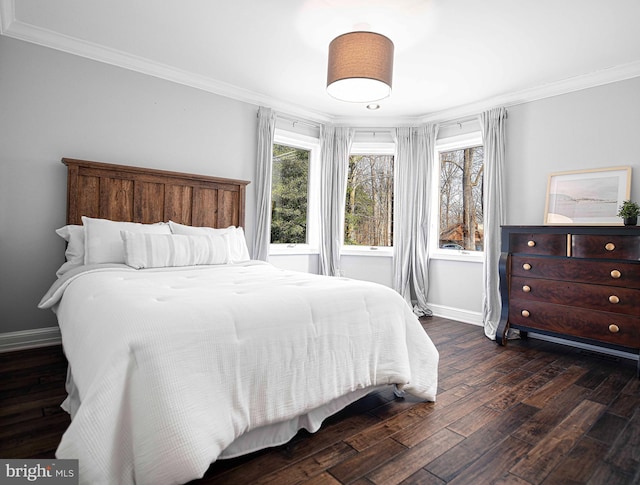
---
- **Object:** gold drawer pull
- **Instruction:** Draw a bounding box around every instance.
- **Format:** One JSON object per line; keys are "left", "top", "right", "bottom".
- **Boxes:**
{"left": 521, "top": 310, "right": 530, "bottom": 318}
{"left": 610, "top": 269, "right": 621, "bottom": 279}
{"left": 523, "top": 263, "right": 532, "bottom": 271}
{"left": 605, "top": 242, "right": 615, "bottom": 251}
{"left": 527, "top": 240, "right": 536, "bottom": 247}
{"left": 522, "top": 285, "right": 531, "bottom": 293}
{"left": 609, "top": 295, "right": 620, "bottom": 304}
{"left": 609, "top": 324, "right": 620, "bottom": 333}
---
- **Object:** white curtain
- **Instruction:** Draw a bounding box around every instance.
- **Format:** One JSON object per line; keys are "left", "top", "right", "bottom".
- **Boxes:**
{"left": 480, "top": 107, "right": 507, "bottom": 339}
{"left": 252, "top": 106, "right": 276, "bottom": 261}
{"left": 318, "top": 125, "right": 354, "bottom": 276}
{"left": 393, "top": 124, "right": 438, "bottom": 316}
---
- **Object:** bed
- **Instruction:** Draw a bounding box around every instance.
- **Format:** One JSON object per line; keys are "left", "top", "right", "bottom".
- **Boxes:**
{"left": 39, "top": 158, "right": 439, "bottom": 485}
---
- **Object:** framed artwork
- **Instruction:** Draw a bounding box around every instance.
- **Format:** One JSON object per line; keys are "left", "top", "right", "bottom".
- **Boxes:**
{"left": 544, "top": 166, "right": 632, "bottom": 225}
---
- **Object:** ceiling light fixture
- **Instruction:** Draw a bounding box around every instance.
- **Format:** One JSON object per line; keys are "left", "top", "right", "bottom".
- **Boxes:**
{"left": 326, "top": 31, "right": 394, "bottom": 103}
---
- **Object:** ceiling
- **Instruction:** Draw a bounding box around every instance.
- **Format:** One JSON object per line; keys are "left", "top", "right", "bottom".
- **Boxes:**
{"left": 2, "top": 0, "right": 640, "bottom": 125}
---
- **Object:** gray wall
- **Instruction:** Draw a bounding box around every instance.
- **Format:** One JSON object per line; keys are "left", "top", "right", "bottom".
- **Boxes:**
{"left": 0, "top": 36, "right": 258, "bottom": 333}
{"left": 427, "top": 77, "right": 640, "bottom": 322}
{"left": 2, "top": 33, "right": 639, "bottom": 336}
{"left": 506, "top": 77, "right": 640, "bottom": 224}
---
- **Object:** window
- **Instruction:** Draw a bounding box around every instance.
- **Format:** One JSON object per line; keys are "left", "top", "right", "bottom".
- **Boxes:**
{"left": 270, "top": 130, "right": 319, "bottom": 252}
{"left": 271, "top": 143, "right": 309, "bottom": 244}
{"left": 344, "top": 143, "right": 395, "bottom": 249}
{"left": 435, "top": 132, "right": 484, "bottom": 255}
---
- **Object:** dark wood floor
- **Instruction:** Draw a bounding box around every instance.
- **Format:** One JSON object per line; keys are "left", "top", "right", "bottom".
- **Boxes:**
{"left": 1, "top": 317, "right": 638, "bottom": 484}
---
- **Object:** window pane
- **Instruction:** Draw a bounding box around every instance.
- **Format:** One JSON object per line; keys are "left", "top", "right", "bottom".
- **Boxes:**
{"left": 439, "top": 145, "right": 484, "bottom": 251}
{"left": 271, "top": 144, "right": 309, "bottom": 244}
{"left": 345, "top": 154, "right": 394, "bottom": 247}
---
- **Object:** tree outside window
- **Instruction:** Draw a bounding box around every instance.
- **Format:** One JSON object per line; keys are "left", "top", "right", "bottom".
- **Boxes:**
{"left": 271, "top": 143, "right": 309, "bottom": 244}
{"left": 344, "top": 154, "right": 394, "bottom": 247}
{"left": 439, "top": 145, "right": 484, "bottom": 251}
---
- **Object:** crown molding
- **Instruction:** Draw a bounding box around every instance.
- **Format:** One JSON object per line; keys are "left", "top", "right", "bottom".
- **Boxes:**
{"left": 291, "top": 59, "right": 640, "bottom": 127}
{"left": 2, "top": 0, "right": 639, "bottom": 126}
{"left": 0, "top": 5, "right": 334, "bottom": 123}
{"left": 417, "top": 59, "right": 640, "bottom": 124}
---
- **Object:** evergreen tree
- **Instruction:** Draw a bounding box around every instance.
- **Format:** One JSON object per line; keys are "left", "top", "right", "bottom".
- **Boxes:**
{"left": 271, "top": 144, "right": 309, "bottom": 244}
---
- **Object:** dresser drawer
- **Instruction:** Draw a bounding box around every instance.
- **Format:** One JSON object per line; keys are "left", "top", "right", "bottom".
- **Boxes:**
{"left": 511, "top": 255, "right": 640, "bottom": 289}
{"left": 509, "top": 233, "right": 567, "bottom": 256}
{"left": 509, "top": 299, "right": 640, "bottom": 349}
{"left": 572, "top": 234, "right": 640, "bottom": 260}
{"left": 510, "top": 276, "right": 639, "bottom": 316}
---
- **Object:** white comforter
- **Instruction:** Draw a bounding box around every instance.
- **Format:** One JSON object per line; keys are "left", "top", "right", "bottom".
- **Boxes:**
{"left": 39, "top": 261, "right": 439, "bottom": 485}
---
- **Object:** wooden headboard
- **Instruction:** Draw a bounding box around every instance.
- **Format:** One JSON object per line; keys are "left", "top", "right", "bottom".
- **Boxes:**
{"left": 63, "top": 158, "right": 250, "bottom": 228}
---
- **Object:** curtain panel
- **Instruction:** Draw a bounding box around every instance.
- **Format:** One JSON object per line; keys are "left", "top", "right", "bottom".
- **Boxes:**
{"left": 480, "top": 107, "right": 507, "bottom": 339}
{"left": 393, "top": 124, "right": 437, "bottom": 316}
{"left": 252, "top": 107, "right": 276, "bottom": 261}
{"left": 318, "top": 125, "right": 354, "bottom": 276}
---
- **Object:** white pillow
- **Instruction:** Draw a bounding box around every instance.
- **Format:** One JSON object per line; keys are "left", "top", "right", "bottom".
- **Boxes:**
{"left": 121, "top": 231, "right": 229, "bottom": 269}
{"left": 55, "top": 224, "right": 85, "bottom": 277}
{"left": 82, "top": 216, "right": 171, "bottom": 264}
{"left": 168, "top": 220, "right": 228, "bottom": 236}
{"left": 228, "top": 226, "right": 251, "bottom": 262}
{"left": 168, "top": 221, "right": 250, "bottom": 263}
{"left": 56, "top": 224, "right": 85, "bottom": 264}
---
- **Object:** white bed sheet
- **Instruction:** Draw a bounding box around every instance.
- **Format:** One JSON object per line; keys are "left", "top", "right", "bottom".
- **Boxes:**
{"left": 39, "top": 261, "right": 439, "bottom": 485}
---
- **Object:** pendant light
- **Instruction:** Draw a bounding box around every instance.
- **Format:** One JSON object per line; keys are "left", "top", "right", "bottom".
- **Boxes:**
{"left": 326, "top": 31, "right": 394, "bottom": 103}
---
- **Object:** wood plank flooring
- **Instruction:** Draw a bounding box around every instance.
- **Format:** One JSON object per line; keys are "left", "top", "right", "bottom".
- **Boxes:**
{"left": 1, "top": 316, "right": 638, "bottom": 484}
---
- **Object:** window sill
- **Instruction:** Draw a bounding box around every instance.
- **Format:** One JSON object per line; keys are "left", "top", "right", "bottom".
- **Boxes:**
{"left": 340, "top": 247, "right": 393, "bottom": 258}
{"left": 430, "top": 250, "right": 484, "bottom": 263}
{"left": 269, "top": 245, "right": 318, "bottom": 256}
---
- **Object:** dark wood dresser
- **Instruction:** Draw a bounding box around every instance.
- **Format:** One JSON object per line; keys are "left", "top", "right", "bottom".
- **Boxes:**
{"left": 496, "top": 225, "right": 640, "bottom": 374}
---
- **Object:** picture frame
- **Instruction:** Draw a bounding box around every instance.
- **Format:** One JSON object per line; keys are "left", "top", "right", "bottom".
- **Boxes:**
{"left": 544, "top": 166, "right": 632, "bottom": 225}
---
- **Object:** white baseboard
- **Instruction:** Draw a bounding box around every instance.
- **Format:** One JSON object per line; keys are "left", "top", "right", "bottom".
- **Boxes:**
{"left": 527, "top": 332, "right": 639, "bottom": 363}
{"left": 427, "top": 303, "right": 483, "bottom": 327}
{"left": 0, "top": 327, "right": 62, "bottom": 353}
{"left": 424, "top": 306, "right": 638, "bottom": 363}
